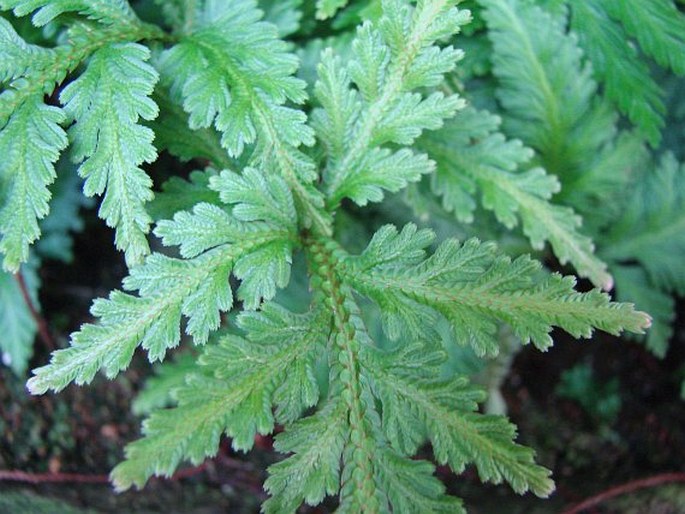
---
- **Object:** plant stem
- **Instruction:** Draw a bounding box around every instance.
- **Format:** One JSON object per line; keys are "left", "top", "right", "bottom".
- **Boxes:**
{"left": 561, "top": 472, "right": 685, "bottom": 514}
{"left": 15, "top": 271, "right": 56, "bottom": 351}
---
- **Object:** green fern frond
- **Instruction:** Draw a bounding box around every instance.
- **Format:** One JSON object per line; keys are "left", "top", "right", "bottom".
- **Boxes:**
{"left": 0, "top": 16, "right": 52, "bottom": 82}
{"left": 317, "top": 0, "right": 349, "bottom": 20}
{"left": 482, "top": 0, "right": 615, "bottom": 178}
{"left": 148, "top": 87, "right": 235, "bottom": 169}
{"left": 604, "top": 0, "right": 685, "bottom": 76}
{"left": 0, "top": 98, "right": 67, "bottom": 271}
{"left": 11, "top": 1, "right": 663, "bottom": 512}
{"left": 601, "top": 154, "right": 685, "bottom": 357}
{"left": 261, "top": 0, "right": 302, "bottom": 36}
{"left": 364, "top": 343, "right": 554, "bottom": 497}
{"left": 60, "top": 42, "right": 159, "bottom": 266}
{"left": 263, "top": 398, "right": 349, "bottom": 513}
{"left": 27, "top": 167, "right": 298, "bottom": 394}
{"left": 570, "top": 0, "right": 665, "bottom": 146}
{"left": 419, "top": 107, "right": 613, "bottom": 288}
{"left": 110, "top": 303, "right": 327, "bottom": 490}
{"left": 342, "top": 224, "right": 650, "bottom": 356}
{"left": 159, "top": 0, "right": 329, "bottom": 233}
{"left": 0, "top": 0, "right": 139, "bottom": 27}
{"left": 319, "top": 0, "right": 470, "bottom": 208}
{"left": 160, "top": 0, "right": 311, "bottom": 157}
{"left": 612, "top": 266, "right": 674, "bottom": 359}
{"left": 602, "top": 154, "right": 685, "bottom": 296}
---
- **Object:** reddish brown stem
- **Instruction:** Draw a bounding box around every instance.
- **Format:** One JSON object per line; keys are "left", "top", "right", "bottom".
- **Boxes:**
{"left": 0, "top": 463, "right": 208, "bottom": 486}
{"left": 561, "top": 472, "right": 685, "bottom": 514}
{"left": 0, "top": 470, "right": 109, "bottom": 484}
{"left": 15, "top": 270, "right": 56, "bottom": 350}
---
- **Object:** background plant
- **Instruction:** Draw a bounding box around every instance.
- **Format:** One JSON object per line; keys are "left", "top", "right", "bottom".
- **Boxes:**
{"left": 1, "top": 0, "right": 681, "bottom": 512}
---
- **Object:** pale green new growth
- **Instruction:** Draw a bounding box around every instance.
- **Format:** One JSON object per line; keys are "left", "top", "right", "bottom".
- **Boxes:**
{"left": 317, "top": 0, "right": 349, "bottom": 20}
{"left": 160, "top": 0, "right": 311, "bottom": 157}
{"left": 4, "top": 0, "right": 659, "bottom": 512}
{"left": 0, "top": 0, "right": 164, "bottom": 270}
{"left": 61, "top": 43, "right": 159, "bottom": 266}
{"left": 0, "top": 99, "right": 67, "bottom": 272}
{"left": 317, "top": 0, "right": 470, "bottom": 208}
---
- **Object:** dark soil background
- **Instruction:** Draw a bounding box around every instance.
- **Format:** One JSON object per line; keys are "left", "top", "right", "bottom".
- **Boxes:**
{"left": 1, "top": 215, "right": 684, "bottom": 513}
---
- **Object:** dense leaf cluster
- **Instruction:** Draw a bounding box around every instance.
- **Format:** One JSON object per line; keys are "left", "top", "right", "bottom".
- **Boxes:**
{"left": 1, "top": 0, "right": 679, "bottom": 511}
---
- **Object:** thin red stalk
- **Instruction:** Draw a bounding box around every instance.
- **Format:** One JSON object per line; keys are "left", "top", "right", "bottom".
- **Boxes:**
{"left": 0, "top": 470, "right": 109, "bottom": 484}
{"left": 561, "top": 472, "right": 685, "bottom": 514}
{"left": 0, "top": 463, "right": 208, "bottom": 486}
{"left": 15, "top": 271, "right": 56, "bottom": 350}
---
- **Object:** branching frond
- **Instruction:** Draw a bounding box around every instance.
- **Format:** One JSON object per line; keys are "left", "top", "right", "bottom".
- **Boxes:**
{"left": 482, "top": 0, "right": 616, "bottom": 178}
{"left": 0, "top": 98, "right": 67, "bottom": 271}
{"left": 0, "top": 0, "right": 139, "bottom": 27}
{"left": 27, "top": 167, "right": 298, "bottom": 393}
{"left": 341, "top": 224, "right": 650, "bottom": 357}
{"left": 160, "top": 0, "right": 311, "bottom": 157}
{"left": 7, "top": 1, "right": 665, "bottom": 512}
{"left": 364, "top": 343, "right": 554, "bottom": 497}
{"left": 317, "top": 0, "right": 470, "bottom": 208}
{"left": 604, "top": 0, "right": 685, "bottom": 76}
{"left": 111, "top": 303, "right": 327, "bottom": 490}
{"left": 419, "top": 107, "right": 613, "bottom": 288}
{"left": 61, "top": 43, "right": 159, "bottom": 266}
{"left": 570, "top": 0, "right": 665, "bottom": 145}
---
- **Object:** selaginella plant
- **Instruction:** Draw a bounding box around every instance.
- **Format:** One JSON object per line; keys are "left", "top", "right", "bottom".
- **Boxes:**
{"left": 0, "top": 0, "right": 665, "bottom": 511}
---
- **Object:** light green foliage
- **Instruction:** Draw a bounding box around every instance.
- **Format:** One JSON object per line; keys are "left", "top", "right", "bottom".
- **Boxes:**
{"left": 111, "top": 303, "right": 327, "bottom": 489}
{"left": 0, "top": 0, "right": 162, "bottom": 270}
{"left": 261, "top": 0, "right": 302, "bottom": 36}
{"left": 1, "top": 0, "right": 668, "bottom": 512}
{"left": 317, "top": 0, "right": 349, "bottom": 19}
{"left": 0, "top": 0, "right": 138, "bottom": 26}
{"left": 342, "top": 224, "right": 647, "bottom": 357}
{"left": 160, "top": 0, "right": 311, "bottom": 157}
{"left": 61, "top": 43, "right": 159, "bottom": 266}
{"left": 604, "top": 0, "right": 685, "bottom": 76}
{"left": 364, "top": 344, "right": 553, "bottom": 496}
{"left": 28, "top": 165, "right": 297, "bottom": 394}
{"left": 419, "top": 107, "right": 613, "bottom": 289}
{"left": 0, "top": 164, "right": 87, "bottom": 376}
{"left": 0, "top": 16, "right": 52, "bottom": 82}
{"left": 0, "top": 98, "right": 67, "bottom": 271}
{"left": 316, "top": 1, "right": 470, "bottom": 208}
